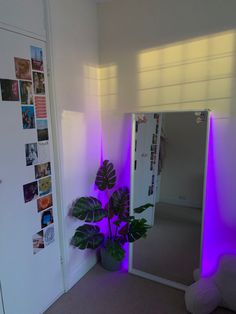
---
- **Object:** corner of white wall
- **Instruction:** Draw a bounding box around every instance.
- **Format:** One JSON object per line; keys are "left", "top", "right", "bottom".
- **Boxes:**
{"left": 45, "top": 0, "right": 101, "bottom": 291}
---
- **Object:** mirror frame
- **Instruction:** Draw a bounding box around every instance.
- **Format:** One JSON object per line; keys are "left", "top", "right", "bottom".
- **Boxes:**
{"left": 128, "top": 109, "right": 211, "bottom": 291}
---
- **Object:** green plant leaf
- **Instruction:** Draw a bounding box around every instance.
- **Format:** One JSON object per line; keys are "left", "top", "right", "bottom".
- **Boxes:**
{"left": 105, "top": 239, "right": 125, "bottom": 262}
{"left": 72, "top": 224, "right": 104, "bottom": 249}
{"left": 95, "top": 160, "right": 116, "bottom": 191}
{"left": 127, "top": 218, "right": 151, "bottom": 242}
{"left": 109, "top": 187, "right": 130, "bottom": 218}
{"left": 72, "top": 197, "right": 106, "bottom": 222}
{"left": 133, "top": 203, "right": 153, "bottom": 214}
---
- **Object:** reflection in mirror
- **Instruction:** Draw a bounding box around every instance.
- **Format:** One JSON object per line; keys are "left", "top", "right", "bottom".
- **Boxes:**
{"left": 131, "top": 111, "right": 209, "bottom": 287}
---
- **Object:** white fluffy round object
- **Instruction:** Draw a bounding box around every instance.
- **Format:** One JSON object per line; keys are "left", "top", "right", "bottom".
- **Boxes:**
{"left": 214, "top": 255, "right": 236, "bottom": 312}
{"left": 185, "top": 278, "right": 221, "bottom": 314}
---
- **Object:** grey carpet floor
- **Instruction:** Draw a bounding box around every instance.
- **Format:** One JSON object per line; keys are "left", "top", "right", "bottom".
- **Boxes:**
{"left": 133, "top": 203, "right": 202, "bottom": 285}
{"left": 44, "top": 264, "right": 234, "bottom": 314}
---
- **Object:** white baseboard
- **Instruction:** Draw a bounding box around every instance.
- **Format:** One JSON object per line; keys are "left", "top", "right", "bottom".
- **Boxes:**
{"left": 67, "top": 254, "right": 98, "bottom": 291}
{"left": 159, "top": 197, "right": 202, "bottom": 209}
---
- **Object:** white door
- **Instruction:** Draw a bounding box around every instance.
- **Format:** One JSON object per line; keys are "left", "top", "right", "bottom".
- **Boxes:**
{"left": 0, "top": 28, "right": 64, "bottom": 314}
{"left": 132, "top": 113, "right": 162, "bottom": 225}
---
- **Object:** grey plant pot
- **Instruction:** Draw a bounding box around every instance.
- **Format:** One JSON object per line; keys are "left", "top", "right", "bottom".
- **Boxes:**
{"left": 100, "top": 247, "right": 122, "bottom": 271}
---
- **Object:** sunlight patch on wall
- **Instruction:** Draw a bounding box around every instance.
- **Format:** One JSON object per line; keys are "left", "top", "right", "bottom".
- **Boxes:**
{"left": 98, "top": 64, "right": 118, "bottom": 111}
{"left": 137, "top": 31, "right": 235, "bottom": 115}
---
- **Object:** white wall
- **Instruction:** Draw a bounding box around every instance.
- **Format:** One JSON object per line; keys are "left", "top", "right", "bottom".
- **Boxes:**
{"left": 0, "top": 0, "right": 46, "bottom": 39}
{"left": 47, "top": 0, "right": 101, "bottom": 290}
{"left": 159, "top": 112, "right": 207, "bottom": 208}
{"left": 98, "top": 0, "right": 236, "bottom": 276}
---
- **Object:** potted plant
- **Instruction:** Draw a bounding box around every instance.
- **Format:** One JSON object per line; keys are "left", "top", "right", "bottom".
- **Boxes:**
{"left": 71, "top": 160, "right": 153, "bottom": 271}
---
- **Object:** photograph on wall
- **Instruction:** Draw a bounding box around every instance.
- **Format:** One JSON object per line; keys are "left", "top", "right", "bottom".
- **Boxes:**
{"left": 37, "top": 119, "right": 49, "bottom": 141}
{"left": 41, "top": 208, "right": 54, "bottom": 229}
{"left": 23, "top": 181, "right": 38, "bottom": 203}
{"left": 25, "top": 143, "right": 38, "bottom": 166}
{"left": 44, "top": 225, "right": 55, "bottom": 246}
{"left": 33, "top": 72, "right": 45, "bottom": 95}
{"left": 20, "top": 81, "right": 33, "bottom": 104}
{"left": 39, "top": 176, "right": 52, "bottom": 196}
{"left": 0, "top": 79, "right": 19, "bottom": 101}
{"left": 21, "top": 106, "right": 35, "bottom": 129}
{"left": 14, "top": 57, "right": 32, "bottom": 80}
{"left": 37, "top": 194, "right": 53, "bottom": 212}
{"left": 35, "top": 96, "right": 47, "bottom": 118}
{"left": 38, "top": 141, "right": 50, "bottom": 163}
{"left": 31, "top": 46, "right": 44, "bottom": 72}
{"left": 35, "top": 162, "right": 51, "bottom": 179}
{"left": 33, "top": 230, "right": 44, "bottom": 254}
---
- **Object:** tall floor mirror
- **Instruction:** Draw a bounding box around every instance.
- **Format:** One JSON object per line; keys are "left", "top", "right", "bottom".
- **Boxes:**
{"left": 129, "top": 111, "right": 210, "bottom": 290}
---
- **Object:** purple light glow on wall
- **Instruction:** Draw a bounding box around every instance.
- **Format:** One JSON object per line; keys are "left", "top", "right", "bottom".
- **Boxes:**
{"left": 201, "top": 114, "right": 236, "bottom": 277}
{"left": 201, "top": 114, "right": 220, "bottom": 276}
{"left": 93, "top": 120, "right": 132, "bottom": 271}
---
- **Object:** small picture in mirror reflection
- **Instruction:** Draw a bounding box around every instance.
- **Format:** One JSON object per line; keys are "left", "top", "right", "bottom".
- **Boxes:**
{"left": 148, "top": 185, "right": 153, "bottom": 196}
{"left": 152, "top": 134, "right": 157, "bottom": 144}
{"left": 151, "top": 144, "right": 157, "bottom": 153}
{"left": 150, "top": 152, "right": 156, "bottom": 161}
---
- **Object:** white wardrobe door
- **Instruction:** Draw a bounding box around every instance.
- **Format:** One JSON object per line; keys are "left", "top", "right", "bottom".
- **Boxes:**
{"left": 0, "top": 28, "right": 63, "bottom": 314}
{"left": 132, "top": 113, "right": 161, "bottom": 225}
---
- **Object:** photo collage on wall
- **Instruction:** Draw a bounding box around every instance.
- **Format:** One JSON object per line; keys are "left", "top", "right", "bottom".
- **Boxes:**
{"left": 148, "top": 113, "right": 160, "bottom": 196}
{"left": 0, "top": 46, "right": 55, "bottom": 255}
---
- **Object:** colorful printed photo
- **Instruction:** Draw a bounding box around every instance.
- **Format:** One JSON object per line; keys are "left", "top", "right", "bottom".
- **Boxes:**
{"left": 15, "top": 58, "right": 32, "bottom": 80}
{"left": 23, "top": 181, "right": 38, "bottom": 203}
{"left": 38, "top": 141, "right": 50, "bottom": 163}
{"left": 37, "top": 119, "right": 48, "bottom": 141}
{"left": 21, "top": 106, "right": 35, "bottom": 129}
{"left": 37, "top": 194, "right": 53, "bottom": 212}
{"left": 41, "top": 209, "right": 54, "bottom": 229}
{"left": 33, "top": 72, "right": 45, "bottom": 95}
{"left": 33, "top": 230, "right": 44, "bottom": 254}
{"left": 44, "top": 225, "right": 55, "bottom": 246}
{"left": 0, "top": 79, "right": 19, "bottom": 101}
{"left": 31, "top": 46, "right": 44, "bottom": 72}
{"left": 39, "top": 176, "right": 52, "bottom": 196}
{"left": 20, "top": 81, "right": 33, "bottom": 104}
{"left": 25, "top": 143, "right": 38, "bottom": 166}
{"left": 35, "top": 162, "right": 51, "bottom": 179}
{"left": 35, "top": 96, "right": 47, "bottom": 118}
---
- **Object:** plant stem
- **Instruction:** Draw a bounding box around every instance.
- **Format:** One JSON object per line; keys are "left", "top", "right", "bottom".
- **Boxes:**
{"left": 108, "top": 217, "right": 112, "bottom": 239}
{"left": 115, "top": 225, "right": 118, "bottom": 239}
{"left": 106, "top": 189, "right": 113, "bottom": 239}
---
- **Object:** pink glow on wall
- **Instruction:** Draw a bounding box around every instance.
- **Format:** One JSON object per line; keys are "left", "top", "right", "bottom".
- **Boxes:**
{"left": 201, "top": 115, "right": 236, "bottom": 277}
